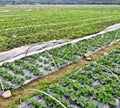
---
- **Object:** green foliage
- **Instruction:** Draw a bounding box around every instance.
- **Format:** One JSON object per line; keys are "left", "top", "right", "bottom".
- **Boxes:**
{"left": 0, "top": 5, "right": 120, "bottom": 52}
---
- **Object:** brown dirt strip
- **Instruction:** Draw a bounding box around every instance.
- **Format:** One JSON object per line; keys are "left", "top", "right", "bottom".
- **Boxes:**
{"left": 0, "top": 41, "right": 120, "bottom": 108}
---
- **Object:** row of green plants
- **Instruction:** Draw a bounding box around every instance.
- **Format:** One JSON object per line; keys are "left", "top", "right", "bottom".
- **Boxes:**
{"left": 1, "top": 6, "right": 120, "bottom": 52}
{"left": 1, "top": 7, "right": 120, "bottom": 30}
{"left": 17, "top": 47, "right": 120, "bottom": 108}
{"left": 0, "top": 20, "right": 119, "bottom": 52}
{"left": 48, "top": 29, "right": 120, "bottom": 60}
{"left": 0, "top": 28, "right": 120, "bottom": 91}
{"left": 0, "top": 68, "right": 24, "bottom": 86}
{"left": 1, "top": 17, "right": 119, "bottom": 37}
{"left": 0, "top": 51, "right": 68, "bottom": 89}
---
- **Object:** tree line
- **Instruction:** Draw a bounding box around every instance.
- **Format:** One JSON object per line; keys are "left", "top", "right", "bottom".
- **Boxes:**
{"left": 0, "top": 0, "right": 120, "bottom": 5}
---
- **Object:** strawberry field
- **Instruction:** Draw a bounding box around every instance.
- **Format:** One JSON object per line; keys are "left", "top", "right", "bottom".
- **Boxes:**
{"left": 0, "top": 28, "right": 120, "bottom": 93}
{"left": 17, "top": 46, "right": 120, "bottom": 108}
{"left": 0, "top": 5, "right": 120, "bottom": 108}
{"left": 0, "top": 5, "right": 120, "bottom": 52}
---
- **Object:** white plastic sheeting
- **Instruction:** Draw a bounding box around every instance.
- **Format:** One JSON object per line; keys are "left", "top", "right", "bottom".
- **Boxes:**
{"left": 0, "top": 23, "right": 120, "bottom": 65}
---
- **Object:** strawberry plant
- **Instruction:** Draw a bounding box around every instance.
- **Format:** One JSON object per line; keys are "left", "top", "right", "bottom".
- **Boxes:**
{"left": 27, "top": 98, "right": 46, "bottom": 108}
{"left": 44, "top": 66, "right": 51, "bottom": 71}
{"left": 0, "top": 82, "right": 12, "bottom": 90}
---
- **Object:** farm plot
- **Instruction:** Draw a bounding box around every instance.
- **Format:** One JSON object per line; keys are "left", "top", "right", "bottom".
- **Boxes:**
{"left": 1, "top": 5, "right": 120, "bottom": 52}
{"left": 17, "top": 46, "right": 120, "bottom": 108}
{"left": 0, "top": 28, "right": 120, "bottom": 93}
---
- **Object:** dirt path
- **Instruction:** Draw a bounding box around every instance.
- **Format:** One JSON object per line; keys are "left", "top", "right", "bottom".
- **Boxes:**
{"left": 0, "top": 41, "right": 120, "bottom": 108}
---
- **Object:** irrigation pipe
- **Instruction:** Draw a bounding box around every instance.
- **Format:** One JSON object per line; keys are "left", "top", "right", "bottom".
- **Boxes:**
{"left": 29, "top": 89, "right": 67, "bottom": 108}
{"left": 114, "top": 31, "right": 119, "bottom": 40}
{"left": 0, "top": 79, "right": 4, "bottom": 92}
{"left": 25, "top": 44, "right": 38, "bottom": 56}
{"left": 71, "top": 43, "right": 81, "bottom": 56}
{"left": 45, "top": 50, "right": 58, "bottom": 69}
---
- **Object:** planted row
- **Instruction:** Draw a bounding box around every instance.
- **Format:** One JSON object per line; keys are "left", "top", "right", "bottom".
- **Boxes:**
{"left": 17, "top": 47, "right": 120, "bottom": 108}
{"left": 0, "top": 29, "right": 120, "bottom": 91}
{"left": 1, "top": 5, "right": 120, "bottom": 52}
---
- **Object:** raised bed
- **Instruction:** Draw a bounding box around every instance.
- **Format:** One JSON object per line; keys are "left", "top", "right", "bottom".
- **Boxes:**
{"left": 17, "top": 47, "right": 120, "bottom": 108}
{"left": 0, "top": 29, "right": 120, "bottom": 94}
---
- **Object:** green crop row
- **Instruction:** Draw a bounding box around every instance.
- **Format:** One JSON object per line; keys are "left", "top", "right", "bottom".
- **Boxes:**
{"left": 17, "top": 47, "right": 120, "bottom": 108}
{"left": 0, "top": 28, "right": 120, "bottom": 91}
{"left": 48, "top": 29, "right": 120, "bottom": 60}
{"left": 1, "top": 5, "right": 120, "bottom": 52}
